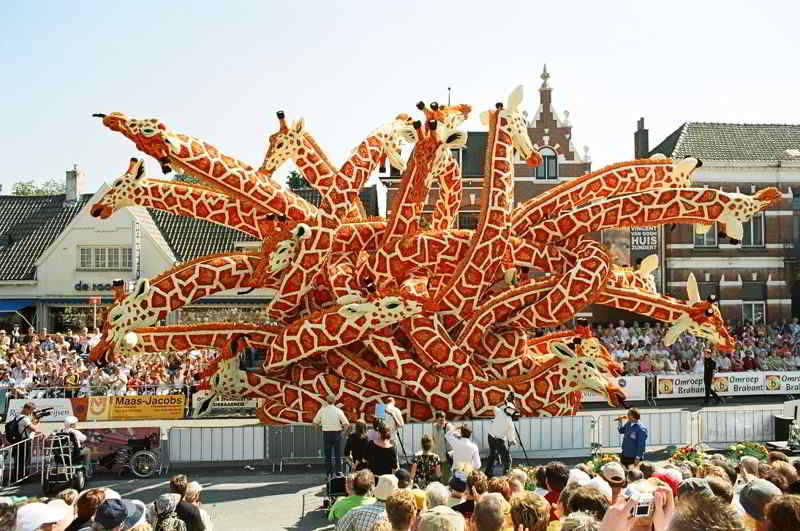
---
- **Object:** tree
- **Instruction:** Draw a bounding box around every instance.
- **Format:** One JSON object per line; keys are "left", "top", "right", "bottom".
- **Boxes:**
{"left": 286, "top": 170, "right": 309, "bottom": 190}
{"left": 12, "top": 179, "right": 66, "bottom": 196}
{"left": 174, "top": 173, "right": 202, "bottom": 185}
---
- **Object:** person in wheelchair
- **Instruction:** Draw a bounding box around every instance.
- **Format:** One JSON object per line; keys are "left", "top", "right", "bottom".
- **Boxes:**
{"left": 58, "top": 415, "right": 92, "bottom": 476}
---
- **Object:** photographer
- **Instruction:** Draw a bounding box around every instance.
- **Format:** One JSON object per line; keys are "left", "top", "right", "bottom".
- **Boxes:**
{"left": 9, "top": 401, "right": 42, "bottom": 482}
{"left": 484, "top": 393, "right": 517, "bottom": 478}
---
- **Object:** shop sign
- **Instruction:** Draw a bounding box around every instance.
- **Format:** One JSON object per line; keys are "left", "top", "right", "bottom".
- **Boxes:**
{"left": 80, "top": 394, "right": 185, "bottom": 420}
{"left": 75, "top": 281, "right": 113, "bottom": 292}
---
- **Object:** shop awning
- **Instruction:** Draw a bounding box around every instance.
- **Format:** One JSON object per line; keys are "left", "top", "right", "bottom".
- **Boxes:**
{"left": 0, "top": 299, "right": 35, "bottom": 313}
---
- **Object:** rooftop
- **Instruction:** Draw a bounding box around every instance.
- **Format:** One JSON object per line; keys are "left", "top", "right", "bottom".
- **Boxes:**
{"left": 650, "top": 122, "right": 800, "bottom": 161}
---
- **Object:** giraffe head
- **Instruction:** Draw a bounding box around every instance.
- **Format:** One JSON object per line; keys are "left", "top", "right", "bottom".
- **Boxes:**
{"left": 90, "top": 158, "right": 146, "bottom": 219}
{"left": 663, "top": 273, "right": 735, "bottom": 352}
{"left": 259, "top": 111, "right": 307, "bottom": 175}
{"left": 550, "top": 342, "right": 626, "bottom": 407}
{"left": 338, "top": 288, "right": 428, "bottom": 328}
{"left": 609, "top": 254, "right": 659, "bottom": 294}
{"left": 570, "top": 321, "right": 624, "bottom": 375}
{"left": 370, "top": 114, "right": 418, "bottom": 173}
{"left": 479, "top": 86, "right": 542, "bottom": 167}
{"left": 94, "top": 113, "right": 174, "bottom": 172}
{"left": 248, "top": 221, "right": 312, "bottom": 286}
{"left": 195, "top": 334, "right": 251, "bottom": 416}
{"left": 89, "top": 279, "right": 157, "bottom": 364}
{"left": 715, "top": 187, "right": 781, "bottom": 241}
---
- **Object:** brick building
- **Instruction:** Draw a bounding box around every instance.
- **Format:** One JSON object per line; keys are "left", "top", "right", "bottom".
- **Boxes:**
{"left": 642, "top": 120, "right": 800, "bottom": 324}
{"left": 380, "top": 66, "right": 592, "bottom": 228}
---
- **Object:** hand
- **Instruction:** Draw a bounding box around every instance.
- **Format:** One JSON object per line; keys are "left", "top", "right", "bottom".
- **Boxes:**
{"left": 652, "top": 486, "right": 675, "bottom": 531}
{"left": 599, "top": 495, "right": 637, "bottom": 531}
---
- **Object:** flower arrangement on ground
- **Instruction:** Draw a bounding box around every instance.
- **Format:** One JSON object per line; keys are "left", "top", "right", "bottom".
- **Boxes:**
{"left": 669, "top": 444, "right": 707, "bottom": 466}
{"left": 586, "top": 453, "right": 621, "bottom": 475}
{"left": 727, "top": 442, "right": 768, "bottom": 461}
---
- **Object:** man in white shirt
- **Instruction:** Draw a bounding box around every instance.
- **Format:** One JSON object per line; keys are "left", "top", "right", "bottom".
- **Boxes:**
{"left": 313, "top": 393, "right": 350, "bottom": 477}
{"left": 484, "top": 394, "right": 517, "bottom": 477}
{"left": 445, "top": 425, "right": 481, "bottom": 471}
{"left": 382, "top": 397, "right": 404, "bottom": 437}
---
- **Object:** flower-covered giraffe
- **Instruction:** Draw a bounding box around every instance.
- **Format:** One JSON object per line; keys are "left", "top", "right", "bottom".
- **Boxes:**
{"left": 90, "top": 85, "right": 781, "bottom": 423}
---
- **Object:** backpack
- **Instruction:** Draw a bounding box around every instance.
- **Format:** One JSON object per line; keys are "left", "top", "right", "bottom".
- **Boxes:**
{"left": 155, "top": 512, "right": 187, "bottom": 531}
{"left": 4, "top": 415, "right": 23, "bottom": 444}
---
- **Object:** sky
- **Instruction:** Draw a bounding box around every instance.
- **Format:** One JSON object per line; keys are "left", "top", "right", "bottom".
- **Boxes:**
{"left": 1, "top": 1, "right": 799, "bottom": 194}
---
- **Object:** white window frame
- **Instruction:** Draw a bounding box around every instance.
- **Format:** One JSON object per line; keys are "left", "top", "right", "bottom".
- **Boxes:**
{"left": 77, "top": 246, "right": 134, "bottom": 271}
{"left": 742, "top": 301, "right": 766, "bottom": 325}
{"left": 741, "top": 213, "right": 765, "bottom": 248}
{"left": 693, "top": 223, "right": 718, "bottom": 248}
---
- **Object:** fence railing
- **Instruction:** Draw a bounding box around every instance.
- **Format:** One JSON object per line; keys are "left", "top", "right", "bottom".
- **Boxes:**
{"left": 0, "top": 434, "right": 46, "bottom": 488}
{"left": 1, "top": 385, "right": 188, "bottom": 399}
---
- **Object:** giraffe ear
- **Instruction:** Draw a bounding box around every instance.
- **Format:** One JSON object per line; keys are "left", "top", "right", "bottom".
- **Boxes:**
{"left": 397, "top": 124, "right": 418, "bottom": 145}
{"left": 134, "top": 279, "right": 150, "bottom": 298}
{"left": 686, "top": 273, "right": 700, "bottom": 304}
{"left": 292, "top": 118, "right": 305, "bottom": 133}
{"left": 638, "top": 254, "right": 659, "bottom": 276}
{"left": 293, "top": 223, "right": 312, "bottom": 240}
{"left": 444, "top": 131, "right": 468, "bottom": 149}
{"left": 480, "top": 111, "right": 491, "bottom": 126}
{"left": 507, "top": 85, "right": 524, "bottom": 111}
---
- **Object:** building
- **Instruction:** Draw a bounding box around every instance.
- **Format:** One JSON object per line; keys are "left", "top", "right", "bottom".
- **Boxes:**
{"left": 381, "top": 65, "right": 592, "bottom": 229}
{"left": 643, "top": 120, "right": 800, "bottom": 323}
{"left": 0, "top": 166, "right": 381, "bottom": 332}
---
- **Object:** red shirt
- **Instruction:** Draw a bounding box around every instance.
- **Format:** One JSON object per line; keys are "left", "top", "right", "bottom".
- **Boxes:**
{"left": 545, "top": 489, "right": 561, "bottom": 522}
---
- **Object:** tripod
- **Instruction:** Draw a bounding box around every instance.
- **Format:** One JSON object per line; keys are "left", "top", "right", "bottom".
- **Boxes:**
{"left": 512, "top": 422, "right": 529, "bottom": 464}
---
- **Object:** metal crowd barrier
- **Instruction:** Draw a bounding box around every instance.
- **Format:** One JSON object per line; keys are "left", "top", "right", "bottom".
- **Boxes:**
{"left": 0, "top": 434, "right": 46, "bottom": 487}
{"left": 698, "top": 408, "right": 784, "bottom": 445}
{"left": 0, "top": 385, "right": 188, "bottom": 399}
{"left": 595, "top": 411, "right": 691, "bottom": 448}
{"left": 168, "top": 425, "right": 267, "bottom": 464}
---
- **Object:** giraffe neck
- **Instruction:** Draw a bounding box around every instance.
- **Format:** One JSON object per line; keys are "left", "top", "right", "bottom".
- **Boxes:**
{"left": 596, "top": 286, "right": 690, "bottom": 322}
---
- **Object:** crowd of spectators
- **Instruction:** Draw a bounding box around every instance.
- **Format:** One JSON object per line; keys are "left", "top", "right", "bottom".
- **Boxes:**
{"left": 1, "top": 473, "right": 213, "bottom": 530}
{"left": 595, "top": 318, "right": 800, "bottom": 376}
{"left": 0, "top": 326, "right": 218, "bottom": 400}
{"left": 330, "top": 436, "right": 800, "bottom": 531}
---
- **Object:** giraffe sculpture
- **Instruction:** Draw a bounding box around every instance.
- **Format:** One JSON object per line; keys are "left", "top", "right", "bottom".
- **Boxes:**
{"left": 90, "top": 85, "right": 781, "bottom": 424}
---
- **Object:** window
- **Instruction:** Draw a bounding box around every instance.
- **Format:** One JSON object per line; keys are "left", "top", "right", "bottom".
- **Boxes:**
{"left": 77, "top": 246, "right": 133, "bottom": 271}
{"left": 742, "top": 301, "right": 765, "bottom": 324}
{"left": 693, "top": 224, "right": 717, "bottom": 248}
{"left": 535, "top": 147, "right": 558, "bottom": 179}
{"left": 79, "top": 248, "right": 92, "bottom": 269}
{"left": 458, "top": 213, "right": 478, "bottom": 229}
{"left": 741, "top": 213, "right": 764, "bottom": 247}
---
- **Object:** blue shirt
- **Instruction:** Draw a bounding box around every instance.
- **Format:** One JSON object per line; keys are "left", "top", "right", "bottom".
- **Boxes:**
{"left": 618, "top": 420, "right": 647, "bottom": 459}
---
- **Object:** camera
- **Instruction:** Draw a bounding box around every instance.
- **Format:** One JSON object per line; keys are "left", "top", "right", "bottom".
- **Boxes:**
{"left": 33, "top": 407, "right": 54, "bottom": 420}
{"left": 623, "top": 487, "right": 654, "bottom": 518}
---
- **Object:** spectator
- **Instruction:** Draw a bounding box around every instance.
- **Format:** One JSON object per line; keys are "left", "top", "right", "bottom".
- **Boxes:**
{"left": 740, "top": 479, "right": 782, "bottom": 527}
{"left": 544, "top": 462, "right": 569, "bottom": 522}
{"left": 487, "top": 477, "right": 511, "bottom": 502}
{"left": 66, "top": 488, "right": 106, "bottom": 531}
{"left": 509, "top": 491, "right": 549, "bottom": 531}
{"left": 445, "top": 425, "right": 481, "bottom": 471}
{"left": 561, "top": 511, "right": 599, "bottom": 531}
{"left": 183, "top": 482, "right": 212, "bottom": 531}
{"left": 471, "top": 493, "right": 506, "bottom": 531}
{"left": 416, "top": 505, "right": 465, "bottom": 531}
{"left": 410, "top": 435, "right": 441, "bottom": 489}
{"left": 707, "top": 475, "right": 734, "bottom": 505}
{"left": 431, "top": 412, "right": 454, "bottom": 480}
{"left": 151, "top": 494, "right": 187, "bottom": 531}
{"left": 14, "top": 501, "right": 70, "bottom": 531}
{"left": 336, "top": 473, "right": 398, "bottom": 531}
{"left": 344, "top": 422, "right": 371, "bottom": 471}
{"left": 367, "top": 424, "right": 398, "bottom": 477}
{"left": 599, "top": 462, "right": 627, "bottom": 503}
{"left": 383, "top": 489, "right": 417, "bottom": 531}
{"left": 667, "top": 492, "right": 745, "bottom": 531}
{"left": 764, "top": 494, "right": 800, "bottom": 531}
{"left": 395, "top": 469, "right": 412, "bottom": 490}
{"left": 330, "top": 470, "right": 376, "bottom": 521}
{"left": 567, "top": 486, "right": 610, "bottom": 521}
{"left": 313, "top": 394, "right": 350, "bottom": 478}
{"left": 448, "top": 473, "right": 468, "bottom": 507}
{"left": 452, "top": 470, "right": 488, "bottom": 520}
{"left": 424, "top": 482, "right": 449, "bottom": 509}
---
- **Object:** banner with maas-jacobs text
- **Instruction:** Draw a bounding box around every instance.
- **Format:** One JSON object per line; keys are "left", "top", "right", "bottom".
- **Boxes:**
{"left": 70, "top": 395, "right": 186, "bottom": 421}
{"left": 655, "top": 372, "right": 800, "bottom": 398}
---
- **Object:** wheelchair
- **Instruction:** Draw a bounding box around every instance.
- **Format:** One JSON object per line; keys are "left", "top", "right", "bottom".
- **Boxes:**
{"left": 41, "top": 432, "right": 91, "bottom": 494}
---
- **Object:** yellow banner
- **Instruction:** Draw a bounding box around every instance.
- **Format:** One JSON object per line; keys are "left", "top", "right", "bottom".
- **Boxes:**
{"left": 85, "top": 395, "right": 185, "bottom": 420}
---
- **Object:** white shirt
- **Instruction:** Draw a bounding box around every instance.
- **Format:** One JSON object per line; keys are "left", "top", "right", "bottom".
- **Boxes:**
{"left": 445, "top": 428, "right": 481, "bottom": 470}
{"left": 16, "top": 414, "right": 34, "bottom": 439}
{"left": 488, "top": 405, "right": 516, "bottom": 443}
{"left": 313, "top": 404, "right": 349, "bottom": 432}
{"left": 62, "top": 427, "right": 87, "bottom": 447}
{"left": 383, "top": 403, "right": 404, "bottom": 432}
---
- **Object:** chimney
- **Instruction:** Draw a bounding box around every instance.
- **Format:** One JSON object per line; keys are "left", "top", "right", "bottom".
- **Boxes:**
{"left": 634, "top": 117, "right": 649, "bottom": 159}
{"left": 66, "top": 164, "right": 85, "bottom": 204}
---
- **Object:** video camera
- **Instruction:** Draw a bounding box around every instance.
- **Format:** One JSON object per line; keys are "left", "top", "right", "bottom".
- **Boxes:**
{"left": 32, "top": 407, "right": 54, "bottom": 421}
{"left": 503, "top": 393, "right": 520, "bottom": 421}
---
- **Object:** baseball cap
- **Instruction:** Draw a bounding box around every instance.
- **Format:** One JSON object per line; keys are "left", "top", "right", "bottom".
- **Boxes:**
{"left": 566, "top": 468, "right": 590, "bottom": 487}
{"left": 586, "top": 476, "right": 613, "bottom": 501}
{"left": 395, "top": 469, "right": 412, "bottom": 489}
{"left": 15, "top": 502, "right": 69, "bottom": 531}
{"left": 374, "top": 474, "right": 399, "bottom": 501}
{"left": 651, "top": 469, "right": 679, "bottom": 497}
{"left": 600, "top": 461, "right": 627, "bottom": 488}
{"left": 449, "top": 474, "right": 467, "bottom": 494}
{"left": 417, "top": 504, "right": 466, "bottom": 531}
{"left": 740, "top": 479, "right": 782, "bottom": 521}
